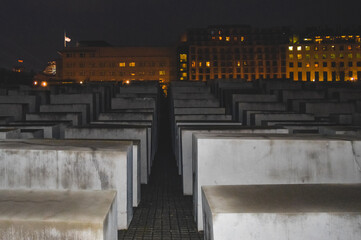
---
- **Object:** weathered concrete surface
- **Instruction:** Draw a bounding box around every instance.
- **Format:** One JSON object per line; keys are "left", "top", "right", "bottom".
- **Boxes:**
{"left": 0, "top": 116, "right": 14, "bottom": 124}
{"left": 174, "top": 108, "right": 226, "bottom": 115}
{"left": 98, "top": 112, "right": 153, "bottom": 121}
{"left": 202, "top": 184, "right": 361, "bottom": 240}
{"left": 174, "top": 114, "right": 232, "bottom": 121}
{"left": 0, "top": 95, "right": 39, "bottom": 112}
{"left": 40, "top": 104, "right": 90, "bottom": 125}
{"left": 280, "top": 89, "right": 325, "bottom": 102}
{"left": 19, "top": 129, "right": 44, "bottom": 139}
{"left": 65, "top": 126, "right": 145, "bottom": 203}
{"left": 50, "top": 94, "right": 98, "bottom": 121}
{"left": 320, "top": 126, "right": 361, "bottom": 136}
{"left": 2, "top": 123, "right": 62, "bottom": 139}
{"left": 111, "top": 97, "right": 156, "bottom": 110}
{"left": 180, "top": 127, "right": 288, "bottom": 195}
{"left": 26, "top": 112, "right": 82, "bottom": 126}
{"left": 0, "top": 128, "right": 20, "bottom": 139}
{"left": 231, "top": 94, "right": 278, "bottom": 118}
{"left": 0, "top": 103, "right": 27, "bottom": 121}
{"left": 251, "top": 112, "right": 315, "bottom": 126}
{"left": 193, "top": 134, "right": 361, "bottom": 230}
{"left": 237, "top": 102, "right": 286, "bottom": 123}
{"left": 173, "top": 99, "right": 219, "bottom": 108}
{"left": 0, "top": 189, "right": 117, "bottom": 240}
{"left": 0, "top": 139, "right": 133, "bottom": 229}
{"left": 302, "top": 102, "right": 355, "bottom": 117}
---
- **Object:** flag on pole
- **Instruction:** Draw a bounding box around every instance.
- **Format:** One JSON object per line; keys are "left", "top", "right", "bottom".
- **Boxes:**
{"left": 65, "top": 36, "right": 71, "bottom": 42}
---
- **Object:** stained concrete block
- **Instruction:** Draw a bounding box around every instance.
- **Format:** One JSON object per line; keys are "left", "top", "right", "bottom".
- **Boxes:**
{"left": 0, "top": 103, "right": 27, "bottom": 121}
{"left": 118, "top": 86, "right": 158, "bottom": 94}
{"left": 231, "top": 94, "right": 278, "bottom": 118}
{"left": 111, "top": 97, "right": 156, "bottom": 110}
{"left": 173, "top": 99, "right": 219, "bottom": 108}
{"left": 65, "top": 126, "right": 147, "bottom": 202}
{"left": 0, "top": 95, "right": 39, "bottom": 112}
{"left": 98, "top": 112, "right": 153, "bottom": 121}
{"left": 193, "top": 134, "right": 361, "bottom": 230}
{"left": 19, "top": 129, "right": 44, "bottom": 139}
{"left": 320, "top": 126, "right": 361, "bottom": 136}
{"left": 281, "top": 89, "right": 325, "bottom": 102}
{"left": 172, "top": 92, "right": 215, "bottom": 99}
{"left": 40, "top": 104, "right": 90, "bottom": 125}
{"left": 251, "top": 112, "right": 315, "bottom": 126}
{"left": 0, "top": 189, "right": 117, "bottom": 240}
{"left": 3, "top": 123, "right": 62, "bottom": 139}
{"left": 180, "top": 127, "right": 288, "bottom": 195}
{"left": 237, "top": 102, "right": 286, "bottom": 123}
{"left": 0, "top": 116, "right": 14, "bottom": 124}
{"left": 302, "top": 102, "right": 355, "bottom": 117}
{"left": 174, "top": 108, "right": 226, "bottom": 115}
{"left": 202, "top": 184, "right": 361, "bottom": 240}
{"left": 50, "top": 94, "right": 98, "bottom": 121}
{"left": 0, "top": 139, "right": 133, "bottom": 229}
{"left": 0, "top": 128, "right": 20, "bottom": 139}
{"left": 174, "top": 115, "right": 232, "bottom": 121}
{"left": 26, "top": 112, "right": 82, "bottom": 126}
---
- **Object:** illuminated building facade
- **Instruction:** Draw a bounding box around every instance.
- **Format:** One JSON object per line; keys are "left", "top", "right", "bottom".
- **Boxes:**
{"left": 287, "top": 34, "right": 361, "bottom": 81}
{"left": 177, "top": 25, "right": 290, "bottom": 81}
{"left": 57, "top": 41, "right": 176, "bottom": 83}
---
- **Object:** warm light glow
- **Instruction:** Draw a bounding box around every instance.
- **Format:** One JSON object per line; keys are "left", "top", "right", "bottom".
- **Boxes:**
{"left": 159, "top": 70, "right": 166, "bottom": 76}
{"left": 297, "top": 54, "right": 302, "bottom": 60}
{"left": 129, "top": 62, "right": 135, "bottom": 67}
{"left": 199, "top": 62, "right": 202, "bottom": 67}
{"left": 218, "top": 36, "right": 222, "bottom": 40}
{"left": 180, "top": 54, "right": 187, "bottom": 62}
{"left": 351, "top": 77, "right": 355, "bottom": 81}
{"left": 33, "top": 81, "right": 38, "bottom": 86}
{"left": 191, "top": 61, "right": 196, "bottom": 68}
{"left": 288, "top": 46, "right": 293, "bottom": 51}
{"left": 297, "top": 46, "right": 302, "bottom": 51}
{"left": 119, "top": 62, "right": 125, "bottom": 67}
{"left": 130, "top": 73, "right": 135, "bottom": 76}
{"left": 206, "top": 61, "right": 210, "bottom": 67}
{"left": 240, "top": 36, "right": 244, "bottom": 42}
{"left": 225, "top": 37, "right": 230, "bottom": 41}
{"left": 41, "top": 81, "right": 48, "bottom": 87}
{"left": 125, "top": 80, "right": 130, "bottom": 84}
{"left": 18, "top": 59, "right": 23, "bottom": 63}
{"left": 80, "top": 81, "right": 83, "bottom": 84}
{"left": 306, "top": 63, "right": 310, "bottom": 67}
{"left": 305, "top": 46, "right": 310, "bottom": 51}
{"left": 237, "top": 61, "right": 241, "bottom": 67}
{"left": 312, "top": 79, "right": 315, "bottom": 82}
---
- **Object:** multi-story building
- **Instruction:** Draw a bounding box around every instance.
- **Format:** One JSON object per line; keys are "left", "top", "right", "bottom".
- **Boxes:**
{"left": 177, "top": 25, "right": 290, "bottom": 81}
{"left": 286, "top": 34, "right": 361, "bottom": 81}
{"left": 57, "top": 41, "right": 176, "bottom": 83}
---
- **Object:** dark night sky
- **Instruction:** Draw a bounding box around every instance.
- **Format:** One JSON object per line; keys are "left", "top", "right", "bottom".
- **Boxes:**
{"left": 1, "top": 0, "right": 360, "bottom": 72}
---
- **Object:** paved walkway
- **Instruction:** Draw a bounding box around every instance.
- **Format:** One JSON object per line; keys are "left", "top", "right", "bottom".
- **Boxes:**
{"left": 118, "top": 96, "right": 203, "bottom": 240}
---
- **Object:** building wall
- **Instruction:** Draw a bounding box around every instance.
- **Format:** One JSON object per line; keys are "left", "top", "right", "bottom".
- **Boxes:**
{"left": 58, "top": 47, "right": 176, "bottom": 83}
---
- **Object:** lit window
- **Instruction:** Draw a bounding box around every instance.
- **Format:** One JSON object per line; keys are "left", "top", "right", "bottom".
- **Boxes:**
{"left": 314, "top": 54, "right": 318, "bottom": 59}
{"left": 315, "top": 62, "right": 319, "bottom": 68}
{"left": 331, "top": 45, "right": 335, "bottom": 51}
{"left": 191, "top": 61, "right": 196, "bottom": 68}
{"left": 339, "top": 54, "right": 344, "bottom": 59}
{"left": 129, "top": 62, "right": 136, "bottom": 67}
{"left": 306, "top": 63, "right": 310, "bottom": 68}
{"left": 357, "top": 53, "right": 361, "bottom": 59}
{"left": 314, "top": 46, "right": 319, "bottom": 51}
{"left": 348, "top": 45, "right": 352, "bottom": 51}
{"left": 297, "top": 46, "right": 302, "bottom": 51}
{"left": 322, "top": 54, "right": 327, "bottom": 59}
{"left": 225, "top": 37, "right": 230, "bottom": 41}
{"left": 159, "top": 70, "right": 166, "bottom": 76}
{"left": 199, "top": 62, "right": 202, "bottom": 67}
{"left": 297, "top": 54, "right": 302, "bottom": 60}
{"left": 206, "top": 61, "right": 211, "bottom": 67}
{"left": 330, "top": 54, "right": 336, "bottom": 59}
{"left": 182, "top": 72, "right": 187, "bottom": 77}
{"left": 237, "top": 61, "right": 241, "bottom": 67}
{"left": 348, "top": 53, "right": 353, "bottom": 59}
{"left": 289, "top": 54, "right": 294, "bottom": 60}
{"left": 219, "top": 36, "right": 222, "bottom": 40}
{"left": 305, "top": 46, "right": 310, "bottom": 51}
{"left": 119, "top": 62, "right": 125, "bottom": 67}
{"left": 306, "top": 54, "right": 310, "bottom": 60}
{"left": 130, "top": 73, "right": 135, "bottom": 76}
{"left": 180, "top": 54, "right": 187, "bottom": 62}
{"left": 288, "top": 46, "right": 293, "bottom": 51}
{"left": 240, "top": 36, "right": 244, "bottom": 42}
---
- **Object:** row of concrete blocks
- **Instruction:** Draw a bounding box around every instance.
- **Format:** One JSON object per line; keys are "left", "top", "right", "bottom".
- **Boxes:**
{"left": 0, "top": 83, "right": 161, "bottom": 239}
{"left": 169, "top": 81, "right": 361, "bottom": 239}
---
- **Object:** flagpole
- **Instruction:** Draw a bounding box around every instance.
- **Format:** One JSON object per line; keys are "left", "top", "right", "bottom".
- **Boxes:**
{"left": 64, "top": 31, "right": 66, "bottom": 48}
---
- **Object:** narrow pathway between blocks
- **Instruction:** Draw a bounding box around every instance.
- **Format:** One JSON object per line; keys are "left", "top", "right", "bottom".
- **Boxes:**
{"left": 118, "top": 95, "right": 204, "bottom": 240}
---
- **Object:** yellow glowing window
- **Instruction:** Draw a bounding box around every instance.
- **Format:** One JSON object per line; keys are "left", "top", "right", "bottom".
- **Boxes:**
{"left": 243, "top": 61, "right": 248, "bottom": 66}
{"left": 297, "top": 46, "right": 302, "bottom": 51}
{"left": 180, "top": 77, "right": 184, "bottom": 80}
{"left": 331, "top": 45, "right": 335, "bottom": 51}
{"left": 130, "top": 73, "right": 135, "bottom": 76}
{"left": 288, "top": 46, "right": 293, "bottom": 51}
{"left": 289, "top": 54, "right": 294, "bottom": 60}
{"left": 315, "top": 63, "right": 319, "bottom": 68}
{"left": 314, "top": 54, "right": 319, "bottom": 59}
{"left": 340, "top": 54, "right": 344, "bottom": 59}
{"left": 348, "top": 45, "right": 352, "bottom": 51}
{"left": 180, "top": 54, "right": 187, "bottom": 62}
{"left": 159, "top": 70, "right": 166, "bottom": 76}
{"left": 119, "top": 62, "right": 126, "bottom": 67}
{"left": 331, "top": 54, "right": 336, "bottom": 59}
{"left": 191, "top": 61, "right": 196, "bottom": 68}
{"left": 305, "top": 46, "right": 310, "bottom": 51}
{"left": 348, "top": 54, "right": 353, "bottom": 59}
{"left": 306, "top": 54, "right": 310, "bottom": 60}
{"left": 240, "top": 36, "right": 245, "bottom": 41}
{"left": 322, "top": 54, "right": 327, "bottom": 59}
{"left": 182, "top": 72, "right": 187, "bottom": 77}
{"left": 297, "top": 54, "right": 302, "bottom": 60}
{"left": 357, "top": 53, "right": 361, "bottom": 58}
{"left": 181, "top": 63, "right": 187, "bottom": 68}
{"left": 206, "top": 61, "right": 211, "bottom": 67}
{"left": 199, "top": 62, "right": 202, "bottom": 67}
{"left": 237, "top": 61, "right": 241, "bottom": 67}
{"left": 129, "top": 62, "right": 136, "bottom": 67}
{"left": 226, "top": 37, "right": 230, "bottom": 41}
{"left": 219, "top": 36, "right": 222, "bottom": 41}
{"left": 306, "top": 63, "right": 310, "bottom": 68}
{"left": 314, "top": 46, "right": 319, "bottom": 51}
